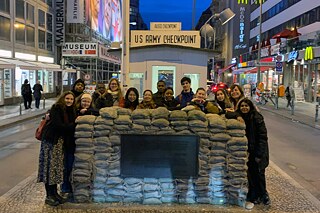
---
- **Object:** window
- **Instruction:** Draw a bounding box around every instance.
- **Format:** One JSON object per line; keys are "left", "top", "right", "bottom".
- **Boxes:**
{"left": 16, "top": 0, "right": 24, "bottom": 19}
{"left": 26, "top": 3, "right": 34, "bottom": 24}
{"left": 47, "top": 13, "right": 53, "bottom": 31}
{"left": 15, "top": 22, "right": 25, "bottom": 44}
{"left": 38, "top": 10, "right": 45, "bottom": 28}
{"left": 38, "top": 30, "right": 45, "bottom": 49}
{"left": 47, "top": 32, "right": 53, "bottom": 51}
{"left": 0, "top": 16, "right": 11, "bottom": 41}
{"left": 0, "top": 0, "right": 10, "bottom": 14}
{"left": 26, "top": 26, "right": 35, "bottom": 46}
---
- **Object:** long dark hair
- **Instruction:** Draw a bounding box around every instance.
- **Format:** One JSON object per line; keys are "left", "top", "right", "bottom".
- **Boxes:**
{"left": 237, "top": 98, "right": 256, "bottom": 115}
{"left": 55, "top": 91, "right": 76, "bottom": 110}
{"left": 229, "top": 84, "right": 245, "bottom": 106}
{"left": 124, "top": 87, "right": 139, "bottom": 108}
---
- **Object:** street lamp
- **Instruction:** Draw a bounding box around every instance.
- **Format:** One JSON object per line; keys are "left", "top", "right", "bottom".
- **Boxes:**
{"left": 257, "top": 0, "right": 263, "bottom": 84}
{"left": 199, "top": 8, "right": 236, "bottom": 49}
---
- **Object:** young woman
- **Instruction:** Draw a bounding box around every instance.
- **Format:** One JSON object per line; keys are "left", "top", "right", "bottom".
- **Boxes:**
{"left": 163, "top": 87, "right": 180, "bottom": 111}
{"left": 37, "top": 91, "right": 77, "bottom": 206}
{"left": 229, "top": 98, "right": 270, "bottom": 208}
{"left": 124, "top": 87, "right": 139, "bottom": 111}
{"left": 76, "top": 93, "right": 99, "bottom": 116}
{"left": 137, "top": 89, "right": 157, "bottom": 109}
{"left": 214, "top": 88, "right": 233, "bottom": 114}
{"left": 188, "top": 88, "right": 220, "bottom": 114}
{"left": 95, "top": 78, "right": 125, "bottom": 109}
{"left": 229, "top": 84, "right": 245, "bottom": 111}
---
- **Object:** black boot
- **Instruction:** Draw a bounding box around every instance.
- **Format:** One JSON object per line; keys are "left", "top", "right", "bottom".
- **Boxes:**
{"left": 45, "top": 184, "right": 60, "bottom": 206}
{"left": 52, "top": 185, "right": 66, "bottom": 204}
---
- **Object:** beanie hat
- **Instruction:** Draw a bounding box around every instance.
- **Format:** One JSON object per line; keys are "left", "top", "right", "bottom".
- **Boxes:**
{"left": 81, "top": 93, "right": 92, "bottom": 101}
{"left": 73, "top": 79, "right": 85, "bottom": 88}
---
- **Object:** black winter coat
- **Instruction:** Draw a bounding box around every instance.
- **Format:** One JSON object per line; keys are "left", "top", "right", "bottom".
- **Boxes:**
{"left": 43, "top": 104, "right": 76, "bottom": 151}
{"left": 243, "top": 111, "right": 269, "bottom": 169}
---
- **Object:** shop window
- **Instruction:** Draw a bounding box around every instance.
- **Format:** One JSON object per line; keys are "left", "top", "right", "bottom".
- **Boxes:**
{"left": 38, "top": 30, "right": 45, "bottom": 49}
{"left": 16, "top": 0, "right": 24, "bottom": 19}
{"left": 0, "top": 16, "right": 11, "bottom": 41}
{"left": 47, "top": 13, "right": 53, "bottom": 32}
{"left": 26, "top": 3, "right": 34, "bottom": 24}
{"left": 26, "top": 26, "right": 35, "bottom": 47}
{"left": 38, "top": 10, "right": 45, "bottom": 28}
{"left": 15, "top": 22, "right": 25, "bottom": 44}
{"left": 152, "top": 66, "right": 176, "bottom": 95}
{"left": 47, "top": 32, "right": 53, "bottom": 51}
{"left": 0, "top": 0, "right": 10, "bottom": 14}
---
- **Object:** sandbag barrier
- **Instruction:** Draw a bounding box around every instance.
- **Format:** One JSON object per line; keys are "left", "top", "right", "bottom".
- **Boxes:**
{"left": 72, "top": 107, "right": 248, "bottom": 207}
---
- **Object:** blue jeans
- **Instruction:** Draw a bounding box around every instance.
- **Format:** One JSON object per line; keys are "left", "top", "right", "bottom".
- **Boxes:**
{"left": 62, "top": 151, "right": 74, "bottom": 193}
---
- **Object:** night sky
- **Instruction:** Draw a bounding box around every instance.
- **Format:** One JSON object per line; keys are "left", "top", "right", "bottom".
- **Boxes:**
{"left": 139, "top": 0, "right": 212, "bottom": 30}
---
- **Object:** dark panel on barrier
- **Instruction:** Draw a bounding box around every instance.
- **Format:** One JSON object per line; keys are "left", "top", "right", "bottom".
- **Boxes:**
{"left": 120, "top": 134, "right": 199, "bottom": 178}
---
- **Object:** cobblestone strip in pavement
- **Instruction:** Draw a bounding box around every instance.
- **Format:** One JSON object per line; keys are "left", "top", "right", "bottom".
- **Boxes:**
{"left": 0, "top": 162, "right": 319, "bottom": 213}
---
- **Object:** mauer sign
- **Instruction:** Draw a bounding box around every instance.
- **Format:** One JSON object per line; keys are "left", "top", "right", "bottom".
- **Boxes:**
{"left": 56, "top": 0, "right": 65, "bottom": 45}
{"left": 62, "top": 43, "right": 98, "bottom": 57}
{"left": 131, "top": 30, "right": 200, "bottom": 48}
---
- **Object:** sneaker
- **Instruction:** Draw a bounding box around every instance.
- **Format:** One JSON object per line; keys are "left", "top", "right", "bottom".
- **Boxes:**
{"left": 245, "top": 201, "right": 254, "bottom": 210}
{"left": 261, "top": 194, "right": 271, "bottom": 205}
{"left": 45, "top": 196, "right": 60, "bottom": 206}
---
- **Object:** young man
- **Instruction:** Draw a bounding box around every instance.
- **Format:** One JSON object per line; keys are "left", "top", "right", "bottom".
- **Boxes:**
{"left": 153, "top": 80, "right": 166, "bottom": 106}
{"left": 175, "top": 76, "right": 194, "bottom": 108}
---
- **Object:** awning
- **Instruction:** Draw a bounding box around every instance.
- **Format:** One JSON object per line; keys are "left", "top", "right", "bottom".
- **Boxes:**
{"left": 244, "top": 66, "right": 273, "bottom": 74}
{"left": 0, "top": 58, "right": 38, "bottom": 70}
{"left": 0, "top": 59, "right": 15, "bottom": 69}
{"left": 232, "top": 67, "right": 254, "bottom": 75}
{"left": 29, "top": 61, "right": 62, "bottom": 71}
{"left": 218, "top": 63, "right": 236, "bottom": 74}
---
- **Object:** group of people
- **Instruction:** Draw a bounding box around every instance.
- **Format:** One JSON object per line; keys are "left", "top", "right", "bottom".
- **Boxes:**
{"left": 21, "top": 79, "right": 43, "bottom": 109}
{"left": 37, "top": 77, "right": 270, "bottom": 209}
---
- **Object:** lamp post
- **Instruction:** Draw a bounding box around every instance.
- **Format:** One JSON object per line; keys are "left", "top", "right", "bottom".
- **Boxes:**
{"left": 257, "top": 0, "right": 262, "bottom": 84}
{"left": 121, "top": 0, "right": 130, "bottom": 87}
{"left": 199, "top": 8, "right": 236, "bottom": 49}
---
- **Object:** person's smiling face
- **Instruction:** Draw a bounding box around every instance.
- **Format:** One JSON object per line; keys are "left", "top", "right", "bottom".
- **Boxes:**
{"left": 143, "top": 91, "right": 153, "bottom": 102}
{"left": 216, "top": 90, "right": 225, "bottom": 101}
{"left": 64, "top": 94, "right": 74, "bottom": 106}
{"left": 231, "top": 86, "right": 241, "bottom": 99}
{"left": 181, "top": 81, "right": 190, "bottom": 92}
{"left": 128, "top": 90, "right": 137, "bottom": 102}
{"left": 240, "top": 102, "right": 250, "bottom": 114}
{"left": 109, "top": 80, "right": 119, "bottom": 92}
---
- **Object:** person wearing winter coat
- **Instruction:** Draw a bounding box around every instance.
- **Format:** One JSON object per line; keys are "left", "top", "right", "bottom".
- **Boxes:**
{"left": 175, "top": 76, "right": 194, "bottom": 108}
{"left": 153, "top": 80, "right": 166, "bottom": 107}
{"left": 226, "top": 98, "right": 270, "bottom": 208}
{"left": 92, "top": 82, "right": 106, "bottom": 104}
{"left": 162, "top": 87, "right": 180, "bottom": 111}
{"left": 71, "top": 79, "right": 85, "bottom": 98}
{"left": 37, "top": 91, "right": 77, "bottom": 206}
{"left": 214, "top": 88, "right": 233, "bottom": 114}
{"left": 137, "top": 89, "right": 157, "bottom": 109}
{"left": 285, "top": 83, "right": 295, "bottom": 108}
{"left": 76, "top": 93, "right": 99, "bottom": 116}
{"left": 21, "top": 79, "right": 33, "bottom": 109}
{"left": 95, "top": 78, "right": 125, "bottom": 109}
{"left": 124, "top": 87, "right": 139, "bottom": 111}
{"left": 188, "top": 88, "right": 220, "bottom": 114}
{"left": 33, "top": 80, "right": 43, "bottom": 109}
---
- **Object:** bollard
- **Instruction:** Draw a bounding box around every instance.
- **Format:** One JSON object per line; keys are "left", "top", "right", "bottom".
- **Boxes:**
{"left": 20, "top": 97, "right": 22, "bottom": 115}
{"left": 43, "top": 96, "right": 46, "bottom": 109}
{"left": 291, "top": 99, "right": 295, "bottom": 115}
{"left": 316, "top": 104, "right": 319, "bottom": 122}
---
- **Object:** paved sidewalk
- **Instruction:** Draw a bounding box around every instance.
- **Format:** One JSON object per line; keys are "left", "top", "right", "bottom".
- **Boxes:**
{"left": 0, "top": 162, "right": 319, "bottom": 213}
{"left": 258, "top": 97, "right": 320, "bottom": 129}
{"left": 0, "top": 98, "right": 57, "bottom": 130}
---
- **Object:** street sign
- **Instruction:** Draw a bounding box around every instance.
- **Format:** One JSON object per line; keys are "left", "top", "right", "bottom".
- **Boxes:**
{"left": 276, "top": 61, "right": 283, "bottom": 72}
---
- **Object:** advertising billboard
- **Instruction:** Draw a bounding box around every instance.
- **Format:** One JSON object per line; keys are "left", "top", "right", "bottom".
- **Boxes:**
{"left": 86, "top": 0, "right": 122, "bottom": 42}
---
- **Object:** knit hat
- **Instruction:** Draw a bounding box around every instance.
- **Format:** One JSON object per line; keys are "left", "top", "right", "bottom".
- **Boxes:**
{"left": 73, "top": 79, "right": 85, "bottom": 88}
{"left": 81, "top": 93, "right": 92, "bottom": 101}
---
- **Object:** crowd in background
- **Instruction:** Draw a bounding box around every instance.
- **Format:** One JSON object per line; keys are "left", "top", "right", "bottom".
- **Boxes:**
{"left": 36, "top": 76, "right": 270, "bottom": 209}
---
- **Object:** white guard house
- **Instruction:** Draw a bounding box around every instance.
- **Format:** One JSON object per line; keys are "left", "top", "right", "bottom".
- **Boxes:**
{"left": 111, "top": 22, "right": 220, "bottom": 97}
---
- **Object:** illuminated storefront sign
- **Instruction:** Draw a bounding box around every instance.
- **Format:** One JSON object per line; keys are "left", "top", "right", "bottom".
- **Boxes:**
{"left": 304, "top": 46, "right": 314, "bottom": 60}
{"left": 62, "top": 43, "right": 98, "bottom": 56}
{"left": 287, "top": 51, "right": 298, "bottom": 63}
{"left": 234, "top": 7, "right": 247, "bottom": 50}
